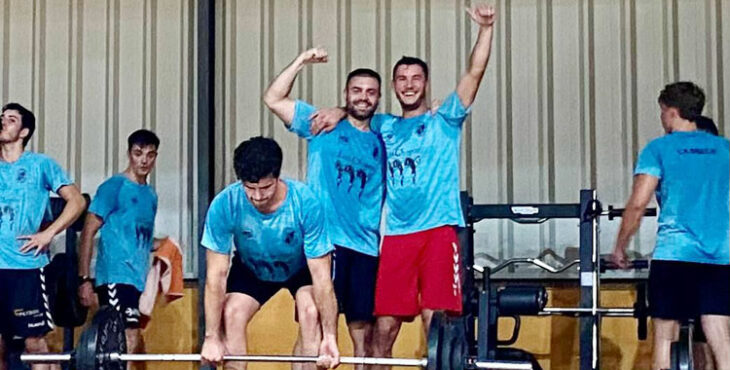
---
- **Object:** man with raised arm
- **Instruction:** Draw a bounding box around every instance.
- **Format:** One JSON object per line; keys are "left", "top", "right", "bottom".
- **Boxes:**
{"left": 366, "top": 5, "right": 496, "bottom": 363}
{"left": 264, "top": 48, "right": 385, "bottom": 367}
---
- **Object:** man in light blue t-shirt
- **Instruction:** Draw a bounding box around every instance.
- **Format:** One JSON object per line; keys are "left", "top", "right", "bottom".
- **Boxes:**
{"left": 0, "top": 103, "right": 86, "bottom": 370}
{"left": 313, "top": 4, "right": 497, "bottom": 362}
{"left": 264, "top": 48, "right": 385, "bottom": 364}
{"left": 200, "top": 137, "right": 339, "bottom": 370}
{"left": 611, "top": 82, "right": 730, "bottom": 369}
{"left": 77, "top": 129, "right": 160, "bottom": 357}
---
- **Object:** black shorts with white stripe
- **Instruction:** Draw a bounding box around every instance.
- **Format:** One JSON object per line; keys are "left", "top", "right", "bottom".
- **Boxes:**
{"left": 95, "top": 283, "right": 142, "bottom": 329}
{"left": 0, "top": 267, "right": 55, "bottom": 339}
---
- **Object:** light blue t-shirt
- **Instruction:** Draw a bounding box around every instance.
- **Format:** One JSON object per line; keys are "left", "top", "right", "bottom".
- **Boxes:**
{"left": 371, "top": 92, "right": 470, "bottom": 235}
{"left": 290, "top": 101, "right": 385, "bottom": 256}
{"left": 0, "top": 152, "right": 73, "bottom": 269}
{"left": 202, "top": 179, "right": 333, "bottom": 282}
{"left": 90, "top": 174, "right": 158, "bottom": 291}
{"left": 635, "top": 131, "right": 730, "bottom": 264}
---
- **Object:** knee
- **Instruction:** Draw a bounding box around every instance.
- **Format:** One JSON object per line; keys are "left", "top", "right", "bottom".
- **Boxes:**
{"left": 24, "top": 337, "right": 48, "bottom": 353}
{"left": 224, "top": 304, "right": 254, "bottom": 329}
{"left": 298, "top": 304, "right": 320, "bottom": 331}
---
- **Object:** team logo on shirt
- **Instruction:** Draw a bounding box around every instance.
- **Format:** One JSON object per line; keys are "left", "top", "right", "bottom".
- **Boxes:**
{"left": 16, "top": 169, "right": 27, "bottom": 183}
{"left": 388, "top": 156, "right": 420, "bottom": 186}
{"left": 283, "top": 228, "right": 297, "bottom": 245}
{"left": 334, "top": 160, "right": 369, "bottom": 198}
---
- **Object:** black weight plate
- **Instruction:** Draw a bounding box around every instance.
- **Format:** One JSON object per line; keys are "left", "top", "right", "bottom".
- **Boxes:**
{"left": 427, "top": 312, "right": 446, "bottom": 370}
{"left": 75, "top": 306, "right": 126, "bottom": 370}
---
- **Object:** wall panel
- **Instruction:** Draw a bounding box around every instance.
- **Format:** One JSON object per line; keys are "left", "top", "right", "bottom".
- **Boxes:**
{"left": 217, "top": 0, "right": 730, "bottom": 262}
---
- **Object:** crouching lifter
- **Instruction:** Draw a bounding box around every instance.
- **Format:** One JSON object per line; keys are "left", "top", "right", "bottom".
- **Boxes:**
{"left": 200, "top": 137, "right": 339, "bottom": 369}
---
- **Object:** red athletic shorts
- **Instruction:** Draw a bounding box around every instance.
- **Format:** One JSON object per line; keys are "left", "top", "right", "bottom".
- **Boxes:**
{"left": 374, "top": 226, "right": 463, "bottom": 318}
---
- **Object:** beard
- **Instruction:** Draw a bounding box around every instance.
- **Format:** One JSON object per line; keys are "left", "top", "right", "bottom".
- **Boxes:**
{"left": 346, "top": 100, "right": 378, "bottom": 121}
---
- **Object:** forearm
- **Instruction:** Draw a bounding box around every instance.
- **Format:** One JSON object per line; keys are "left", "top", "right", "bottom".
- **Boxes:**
{"left": 457, "top": 25, "right": 494, "bottom": 107}
{"left": 77, "top": 228, "right": 95, "bottom": 277}
{"left": 313, "top": 280, "right": 338, "bottom": 338}
{"left": 614, "top": 206, "right": 644, "bottom": 252}
{"left": 204, "top": 273, "right": 227, "bottom": 339}
{"left": 46, "top": 192, "right": 86, "bottom": 236}
{"left": 467, "top": 25, "right": 494, "bottom": 78}
{"left": 263, "top": 56, "right": 305, "bottom": 111}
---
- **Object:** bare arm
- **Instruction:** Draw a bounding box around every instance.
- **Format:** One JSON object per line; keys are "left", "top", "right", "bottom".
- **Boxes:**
{"left": 200, "top": 249, "right": 230, "bottom": 364}
{"left": 19, "top": 184, "right": 86, "bottom": 255}
{"left": 611, "top": 174, "right": 659, "bottom": 266}
{"left": 78, "top": 213, "right": 102, "bottom": 277}
{"left": 455, "top": 4, "right": 496, "bottom": 108}
{"left": 263, "top": 47, "right": 328, "bottom": 126}
{"left": 77, "top": 213, "right": 103, "bottom": 306}
{"left": 307, "top": 254, "right": 340, "bottom": 367}
{"left": 204, "top": 250, "right": 230, "bottom": 339}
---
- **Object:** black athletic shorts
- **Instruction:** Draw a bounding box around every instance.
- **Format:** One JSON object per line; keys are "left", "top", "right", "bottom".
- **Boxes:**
{"left": 649, "top": 260, "right": 730, "bottom": 320}
{"left": 96, "top": 283, "right": 142, "bottom": 329}
{"left": 226, "top": 253, "right": 312, "bottom": 305}
{"left": 0, "top": 268, "right": 55, "bottom": 339}
{"left": 333, "top": 245, "right": 378, "bottom": 323}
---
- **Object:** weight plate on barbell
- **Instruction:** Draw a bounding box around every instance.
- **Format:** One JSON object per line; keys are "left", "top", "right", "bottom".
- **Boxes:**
{"left": 75, "top": 306, "right": 127, "bottom": 370}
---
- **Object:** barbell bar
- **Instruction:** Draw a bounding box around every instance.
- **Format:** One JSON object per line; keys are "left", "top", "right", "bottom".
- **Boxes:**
{"left": 21, "top": 307, "right": 535, "bottom": 370}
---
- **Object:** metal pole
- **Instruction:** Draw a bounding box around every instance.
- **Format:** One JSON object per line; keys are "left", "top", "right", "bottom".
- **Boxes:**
{"left": 579, "top": 189, "right": 599, "bottom": 370}
{"left": 471, "top": 360, "right": 534, "bottom": 369}
{"left": 21, "top": 353, "right": 426, "bottom": 367}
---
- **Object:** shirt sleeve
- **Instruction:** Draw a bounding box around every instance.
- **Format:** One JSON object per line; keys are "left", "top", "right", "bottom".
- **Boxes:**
{"left": 289, "top": 100, "right": 318, "bottom": 140}
{"left": 634, "top": 141, "right": 663, "bottom": 179}
{"left": 436, "top": 91, "right": 471, "bottom": 127}
{"left": 369, "top": 113, "right": 393, "bottom": 134}
{"left": 299, "top": 188, "right": 333, "bottom": 259}
{"left": 88, "top": 177, "right": 123, "bottom": 221}
{"left": 41, "top": 156, "right": 73, "bottom": 193}
{"left": 201, "top": 191, "right": 235, "bottom": 255}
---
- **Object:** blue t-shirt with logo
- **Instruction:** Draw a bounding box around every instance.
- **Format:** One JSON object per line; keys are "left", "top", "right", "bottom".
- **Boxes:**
{"left": 634, "top": 131, "right": 730, "bottom": 264}
{"left": 290, "top": 101, "right": 385, "bottom": 256}
{"left": 371, "top": 92, "right": 469, "bottom": 235}
{"left": 202, "top": 179, "right": 333, "bottom": 282}
{"left": 0, "top": 152, "right": 73, "bottom": 269}
{"left": 90, "top": 174, "right": 158, "bottom": 291}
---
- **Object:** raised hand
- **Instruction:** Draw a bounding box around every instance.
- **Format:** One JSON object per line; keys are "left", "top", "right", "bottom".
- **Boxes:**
{"left": 298, "top": 47, "right": 329, "bottom": 65}
{"left": 466, "top": 3, "right": 496, "bottom": 28}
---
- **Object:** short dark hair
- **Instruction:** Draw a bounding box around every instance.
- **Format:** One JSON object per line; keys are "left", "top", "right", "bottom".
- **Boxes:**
{"left": 658, "top": 82, "right": 705, "bottom": 121}
{"left": 2, "top": 102, "right": 36, "bottom": 147}
{"left": 346, "top": 68, "right": 381, "bottom": 91}
{"left": 392, "top": 56, "right": 429, "bottom": 81}
{"left": 233, "top": 136, "right": 283, "bottom": 183}
{"left": 127, "top": 129, "right": 160, "bottom": 151}
{"left": 695, "top": 115, "right": 719, "bottom": 136}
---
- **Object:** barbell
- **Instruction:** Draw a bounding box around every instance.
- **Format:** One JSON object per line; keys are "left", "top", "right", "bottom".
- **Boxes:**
{"left": 22, "top": 307, "right": 535, "bottom": 370}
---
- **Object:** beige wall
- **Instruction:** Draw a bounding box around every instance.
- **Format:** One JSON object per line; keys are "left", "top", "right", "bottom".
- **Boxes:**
{"left": 1, "top": 0, "right": 727, "bottom": 276}
{"left": 215, "top": 0, "right": 730, "bottom": 262}
{"left": 0, "top": 0, "right": 198, "bottom": 274}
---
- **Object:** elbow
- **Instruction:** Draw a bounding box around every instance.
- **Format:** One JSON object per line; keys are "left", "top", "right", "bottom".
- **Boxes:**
{"left": 262, "top": 91, "right": 278, "bottom": 109}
